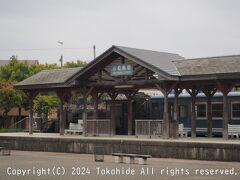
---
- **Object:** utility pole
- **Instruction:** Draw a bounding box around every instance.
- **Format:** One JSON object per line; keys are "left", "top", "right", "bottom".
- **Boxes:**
{"left": 58, "top": 41, "right": 63, "bottom": 67}
{"left": 93, "top": 45, "right": 96, "bottom": 59}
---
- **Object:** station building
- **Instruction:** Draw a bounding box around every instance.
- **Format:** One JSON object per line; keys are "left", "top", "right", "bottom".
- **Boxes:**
{"left": 15, "top": 45, "right": 240, "bottom": 140}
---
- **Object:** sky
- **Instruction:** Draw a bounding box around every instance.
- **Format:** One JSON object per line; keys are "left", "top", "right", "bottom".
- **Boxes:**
{"left": 0, "top": 0, "right": 240, "bottom": 64}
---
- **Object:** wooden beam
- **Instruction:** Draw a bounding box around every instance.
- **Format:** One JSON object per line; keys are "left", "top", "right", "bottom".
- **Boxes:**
{"left": 186, "top": 87, "right": 199, "bottom": 138}
{"left": 79, "top": 87, "right": 94, "bottom": 137}
{"left": 87, "top": 79, "right": 162, "bottom": 87}
{"left": 202, "top": 88, "right": 217, "bottom": 137}
{"left": 56, "top": 90, "right": 65, "bottom": 135}
{"left": 130, "top": 66, "right": 145, "bottom": 80}
{"left": 173, "top": 88, "right": 182, "bottom": 139}
{"left": 98, "top": 70, "right": 102, "bottom": 83}
{"left": 155, "top": 82, "right": 177, "bottom": 139}
{"left": 102, "top": 69, "right": 119, "bottom": 81}
{"left": 124, "top": 91, "right": 138, "bottom": 136}
{"left": 26, "top": 91, "right": 38, "bottom": 135}
{"left": 216, "top": 81, "right": 234, "bottom": 140}
{"left": 145, "top": 68, "right": 148, "bottom": 80}
{"left": 108, "top": 92, "right": 118, "bottom": 136}
{"left": 92, "top": 91, "right": 98, "bottom": 119}
{"left": 56, "top": 89, "right": 72, "bottom": 136}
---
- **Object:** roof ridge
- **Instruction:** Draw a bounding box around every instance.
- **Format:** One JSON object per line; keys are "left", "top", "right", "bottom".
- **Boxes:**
{"left": 41, "top": 67, "right": 82, "bottom": 72}
{"left": 173, "top": 54, "right": 240, "bottom": 63}
{"left": 114, "top": 45, "right": 181, "bottom": 56}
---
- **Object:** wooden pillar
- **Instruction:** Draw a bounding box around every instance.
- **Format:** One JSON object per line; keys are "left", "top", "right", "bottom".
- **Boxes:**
{"left": 223, "top": 92, "right": 228, "bottom": 140}
{"left": 173, "top": 88, "right": 182, "bottom": 138}
{"left": 108, "top": 92, "right": 118, "bottom": 136}
{"left": 82, "top": 95, "right": 87, "bottom": 137}
{"left": 93, "top": 92, "right": 99, "bottom": 120}
{"left": 186, "top": 88, "right": 199, "bottom": 138}
{"left": 163, "top": 91, "right": 169, "bottom": 138}
{"left": 81, "top": 87, "right": 94, "bottom": 137}
{"left": 156, "top": 83, "right": 176, "bottom": 139}
{"left": 128, "top": 97, "right": 133, "bottom": 135}
{"left": 203, "top": 88, "right": 217, "bottom": 138}
{"left": 217, "top": 81, "right": 233, "bottom": 140}
{"left": 59, "top": 96, "right": 64, "bottom": 135}
{"left": 206, "top": 96, "right": 212, "bottom": 137}
{"left": 27, "top": 91, "right": 38, "bottom": 135}
{"left": 125, "top": 91, "right": 136, "bottom": 136}
{"left": 29, "top": 93, "right": 34, "bottom": 135}
{"left": 92, "top": 91, "right": 98, "bottom": 136}
{"left": 56, "top": 90, "right": 70, "bottom": 136}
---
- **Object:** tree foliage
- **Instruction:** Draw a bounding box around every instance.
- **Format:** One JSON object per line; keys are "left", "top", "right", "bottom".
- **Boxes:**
{"left": 33, "top": 94, "right": 60, "bottom": 118}
{"left": 0, "top": 81, "right": 23, "bottom": 122}
{"left": 63, "top": 60, "right": 87, "bottom": 68}
{"left": 0, "top": 56, "right": 31, "bottom": 82}
{"left": 0, "top": 56, "right": 88, "bottom": 128}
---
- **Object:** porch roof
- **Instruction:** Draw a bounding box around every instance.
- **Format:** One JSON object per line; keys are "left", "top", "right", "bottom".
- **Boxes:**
{"left": 174, "top": 55, "right": 240, "bottom": 76}
{"left": 15, "top": 67, "right": 82, "bottom": 89}
{"left": 14, "top": 45, "right": 240, "bottom": 90}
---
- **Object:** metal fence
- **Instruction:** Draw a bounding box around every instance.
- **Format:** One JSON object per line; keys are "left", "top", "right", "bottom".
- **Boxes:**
{"left": 135, "top": 119, "right": 163, "bottom": 137}
{"left": 86, "top": 119, "right": 111, "bottom": 136}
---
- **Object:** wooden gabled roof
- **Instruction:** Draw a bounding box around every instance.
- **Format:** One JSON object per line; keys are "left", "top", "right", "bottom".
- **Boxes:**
{"left": 15, "top": 67, "right": 82, "bottom": 89}
{"left": 113, "top": 46, "right": 183, "bottom": 75}
{"left": 67, "top": 45, "right": 183, "bottom": 84}
{"left": 14, "top": 45, "right": 240, "bottom": 91}
{"left": 173, "top": 54, "right": 240, "bottom": 76}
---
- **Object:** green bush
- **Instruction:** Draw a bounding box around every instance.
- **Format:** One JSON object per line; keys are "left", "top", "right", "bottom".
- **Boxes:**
{"left": 0, "top": 128, "right": 24, "bottom": 133}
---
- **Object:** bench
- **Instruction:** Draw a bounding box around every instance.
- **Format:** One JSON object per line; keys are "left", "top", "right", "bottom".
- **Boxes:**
{"left": 179, "top": 124, "right": 223, "bottom": 137}
{"left": 65, "top": 120, "right": 83, "bottom": 135}
{"left": 178, "top": 123, "right": 189, "bottom": 137}
{"left": 112, "top": 153, "right": 152, "bottom": 165}
{"left": 0, "top": 146, "right": 11, "bottom": 156}
{"left": 228, "top": 124, "right": 240, "bottom": 139}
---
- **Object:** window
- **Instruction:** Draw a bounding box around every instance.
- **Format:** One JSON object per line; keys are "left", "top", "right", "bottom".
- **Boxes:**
{"left": 152, "top": 103, "right": 161, "bottom": 119}
{"left": 212, "top": 103, "right": 223, "bottom": 118}
{"left": 232, "top": 102, "right": 240, "bottom": 119}
{"left": 179, "top": 105, "right": 187, "bottom": 118}
{"left": 196, "top": 103, "right": 206, "bottom": 118}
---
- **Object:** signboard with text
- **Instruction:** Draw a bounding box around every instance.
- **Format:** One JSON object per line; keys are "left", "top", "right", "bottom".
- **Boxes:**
{"left": 111, "top": 64, "right": 133, "bottom": 76}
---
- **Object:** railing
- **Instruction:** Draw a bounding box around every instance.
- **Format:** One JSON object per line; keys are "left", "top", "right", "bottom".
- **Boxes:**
{"left": 86, "top": 119, "right": 111, "bottom": 136}
{"left": 135, "top": 119, "right": 163, "bottom": 137}
{"left": 8, "top": 116, "right": 29, "bottom": 129}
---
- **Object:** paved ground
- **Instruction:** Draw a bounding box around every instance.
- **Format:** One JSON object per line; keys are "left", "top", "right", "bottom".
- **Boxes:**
{"left": 0, "top": 151, "right": 239, "bottom": 180}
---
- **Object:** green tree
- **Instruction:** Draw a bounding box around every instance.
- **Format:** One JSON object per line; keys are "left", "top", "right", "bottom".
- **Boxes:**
{"left": 0, "top": 81, "right": 23, "bottom": 127}
{"left": 0, "top": 56, "right": 60, "bottom": 82}
{"left": 0, "top": 56, "right": 87, "bottom": 129}
{"left": 33, "top": 94, "right": 60, "bottom": 131}
{"left": 63, "top": 60, "right": 87, "bottom": 68}
{"left": 0, "top": 56, "right": 60, "bottom": 128}
{"left": 0, "top": 56, "right": 31, "bottom": 82}
{"left": 29, "top": 63, "right": 59, "bottom": 76}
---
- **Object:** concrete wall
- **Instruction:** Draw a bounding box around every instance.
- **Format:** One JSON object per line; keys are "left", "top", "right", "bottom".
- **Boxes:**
{"left": 1, "top": 136, "right": 240, "bottom": 162}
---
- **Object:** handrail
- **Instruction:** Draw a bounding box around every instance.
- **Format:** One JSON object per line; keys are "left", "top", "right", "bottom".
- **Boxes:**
{"left": 135, "top": 119, "right": 163, "bottom": 138}
{"left": 8, "top": 116, "right": 29, "bottom": 129}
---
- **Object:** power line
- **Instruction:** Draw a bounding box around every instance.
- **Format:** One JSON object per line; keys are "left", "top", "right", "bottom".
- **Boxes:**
{"left": 0, "top": 47, "right": 93, "bottom": 52}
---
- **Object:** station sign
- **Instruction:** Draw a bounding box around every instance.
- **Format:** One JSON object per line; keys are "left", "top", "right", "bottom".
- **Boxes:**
{"left": 111, "top": 64, "right": 133, "bottom": 76}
